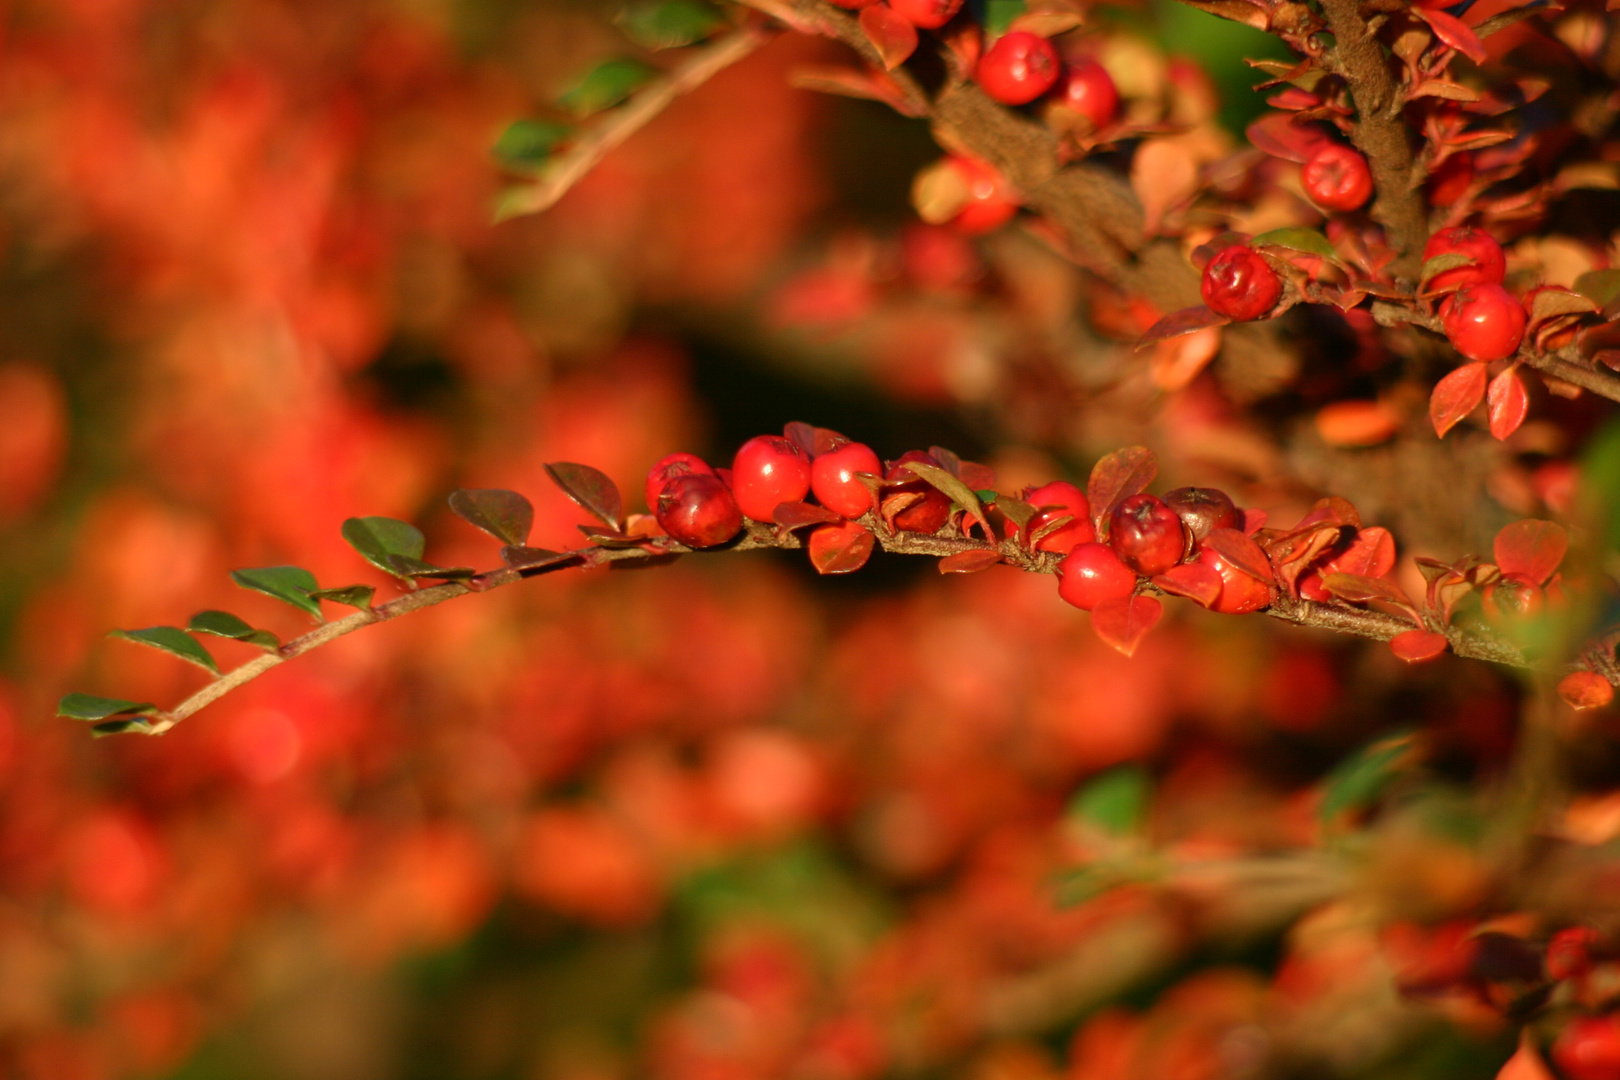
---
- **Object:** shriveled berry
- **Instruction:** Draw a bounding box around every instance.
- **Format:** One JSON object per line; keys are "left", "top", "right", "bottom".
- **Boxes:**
{"left": 1109, "top": 493, "right": 1187, "bottom": 577}
{"left": 1553, "top": 1016, "right": 1620, "bottom": 1080}
{"left": 1196, "top": 545, "right": 1271, "bottom": 613}
{"left": 657, "top": 474, "right": 743, "bottom": 548}
{"left": 975, "top": 32, "right": 1060, "bottom": 106}
{"left": 732, "top": 435, "right": 812, "bottom": 522}
{"left": 1302, "top": 143, "right": 1373, "bottom": 212}
{"left": 645, "top": 452, "right": 715, "bottom": 511}
{"left": 1423, "top": 226, "right": 1505, "bottom": 293}
{"left": 889, "top": 0, "right": 962, "bottom": 28}
{"left": 884, "top": 451, "right": 952, "bottom": 534}
{"left": 1052, "top": 58, "right": 1118, "bottom": 130}
{"left": 812, "top": 441, "right": 883, "bottom": 518}
{"left": 1056, "top": 542, "right": 1138, "bottom": 610}
{"left": 1440, "top": 283, "right": 1526, "bottom": 362}
{"left": 1201, "top": 245, "right": 1282, "bottom": 322}
{"left": 1482, "top": 572, "right": 1544, "bottom": 621}
{"left": 1021, "top": 481, "right": 1095, "bottom": 554}
{"left": 1162, "top": 486, "right": 1238, "bottom": 548}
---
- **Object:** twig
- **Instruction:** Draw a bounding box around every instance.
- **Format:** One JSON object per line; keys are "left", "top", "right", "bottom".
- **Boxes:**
{"left": 499, "top": 24, "right": 778, "bottom": 219}
{"left": 1526, "top": 351, "right": 1620, "bottom": 405}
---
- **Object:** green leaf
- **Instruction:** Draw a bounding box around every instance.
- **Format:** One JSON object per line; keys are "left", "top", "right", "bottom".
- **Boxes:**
{"left": 491, "top": 119, "right": 572, "bottom": 172}
{"left": 109, "top": 626, "right": 220, "bottom": 674}
{"left": 975, "top": 489, "right": 999, "bottom": 504}
{"left": 1318, "top": 733, "right": 1414, "bottom": 823}
{"left": 58, "top": 693, "right": 157, "bottom": 721}
{"left": 448, "top": 489, "right": 534, "bottom": 546}
{"left": 231, "top": 566, "right": 323, "bottom": 619}
{"left": 1253, "top": 227, "right": 1339, "bottom": 261}
{"left": 309, "top": 585, "right": 376, "bottom": 610}
{"left": 342, "top": 516, "right": 427, "bottom": 576}
{"left": 1067, "top": 767, "right": 1150, "bottom": 836}
{"left": 558, "top": 59, "right": 657, "bottom": 117}
{"left": 1575, "top": 269, "right": 1620, "bottom": 308}
{"left": 187, "top": 610, "right": 280, "bottom": 651}
{"left": 92, "top": 718, "right": 156, "bottom": 737}
{"left": 619, "top": 0, "right": 726, "bottom": 48}
{"left": 984, "top": 0, "right": 1026, "bottom": 35}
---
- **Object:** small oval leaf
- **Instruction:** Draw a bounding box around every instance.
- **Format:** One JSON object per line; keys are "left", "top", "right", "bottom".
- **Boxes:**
{"left": 1089, "top": 595, "right": 1163, "bottom": 658}
{"left": 1067, "top": 767, "right": 1151, "bottom": 836}
{"left": 1087, "top": 446, "right": 1158, "bottom": 534}
{"left": 1137, "top": 305, "right": 1230, "bottom": 348}
{"left": 1152, "top": 562, "right": 1224, "bottom": 607}
{"left": 1487, "top": 365, "right": 1529, "bottom": 441}
{"left": 618, "top": 0, "right": 726, "bottom": 49}
{"left": 342, "top": 516, "right": 428, "bottom": 579}
{"left": 1430, "top": 362, "right": 1488, "bottom": 437}
{"left": 1390, "top": 629, "right": 1449, "bottom": 663}
{"left": 807, "top": 522, "right": 876, "bottom": 575}
{"left": 900, "top": 460, "right": 991, "bottom": 535}
{"left": 58, "top": 693, "right": 158, "bottom": 721}
{"left": 1415, "top": 7, "right": 1487, "bottom": 63}
{"left": 938, "top": 549, "right": 1004, "bottom": 574}
{"left": 774, "top": 501, "right": 844, "bottom": 531}
{"left": 545, "top": 462, "right": 624, "bottom": 529}
{"left": 558, "top": 58, "right": 657, "bottom": 117}
{"left": 1252, "top": 227, "right": 1338, "bottom": 261}
{"left": 492, "top": 119, "right": 572, "bottom": 172}
{"left": 1318, "top": 571, "right": 1410, "bottom": 607}
{"left": 187, "top": 610, "right": 281, "bottom": 651}
{"left": 1202, "top": 527, "right": 1274, "bottom": 584}
{"left": 110, "top": 626, "right": 221, "bottom": 675}
{"left": 307, "top": 585, "right": 376, "bottom": 611}
{"left": 230, "top": 566, "right": 322, "bottom": 619}
{"left": 449, "top": 489, "right": 534, "bottom": 546}
{"left": 1493, "top": 519, "right": 1567, "bottom": 584}
{"left": 859, "top": 3, "right": 919, "bottom": 70}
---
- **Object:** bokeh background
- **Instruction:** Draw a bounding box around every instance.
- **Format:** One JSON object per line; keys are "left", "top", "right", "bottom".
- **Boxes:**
{"left": 0, "top": 0, "right": 1567, "bottom": 1077}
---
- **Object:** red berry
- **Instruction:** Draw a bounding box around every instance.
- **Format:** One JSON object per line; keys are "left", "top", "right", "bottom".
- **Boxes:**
{"left": 884, "top": 451, "right": 952, "bottom": 533}
{"left": 1162, "top": 487, "right": 1238, "bottom": 548}
{"left": 1196, "top": 545, "right": 1271, "bottom": 614}
{"left": 1052, "top": 58, "right": 1118, "bottom": 129}
{"left": 889, "top": 0, "right": 962, "bottom": 28}
{"left": 975, "top": 32, "right": 1060, "bottom": 106}
{"left": 1440, "top": 283, "right": 1526, "bottom": 362}
{"left": 1423, "top": 226, "right": 1505, "bottom": 293}
{"left": 942, "top": 156, "right": 1018, "bottom": 235}
{"left": 1554, "top": 1016, "right": 1620, "bottom": 1080}
{"left": 811, "top": 441, "right": 883, "bottom": 518}
{"left": 1056, "top": 542, "right": 1138, "bottom": 610}
{"left": 732, "top": 436, "right": 812, "bottom": 522}
{"left": 645, "top": 452, "right": 715, "bottom": 511}
{"left": 1108, "top": 493, "right": 1187, "bottom": 576}
{"left": 1020, "top": 481, "right": 1095, "bottom": 553}
{"left": 1200, "top": 245, "right": 1282, "bottom": 321}
{"left": 656, "top": 474, "right": 743, "bottom": 548}
{"left": 1301, "top": 143, "right": 1374, "bottom": 212}
{"left": 1547, "top": 928, "right": 1600, "bottom": 982}
{"left": 1482, "top": 572, "right": 1544, "bottom": 620}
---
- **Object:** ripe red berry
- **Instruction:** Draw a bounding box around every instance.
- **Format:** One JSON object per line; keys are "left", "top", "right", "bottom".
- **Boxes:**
{"left": 1052, "top": 58, "right": 1118, "bottom": 130}
{"left": 1020, "top": 481, "right": 1095, "bottom": 553}
{"left": 1547, "top": 927, "right": 1600, "bottom": 982}
{"left": 1482, "top": 572, "right": 1544, "bottom": 621}
{"left": 1162, "top": 487, "right": 1238, "bottom": 548}
{"left": 1422, "top": 226, "right": 1506, "bottom": 293}
{"left": 1440, "top": 283, "right": 1526, "bottom": 362}
{"left": 1301, "top": 143, "right": 1374, "bottom": 212}
{"left": 645, "top": 452, "right": 716, "bottom": 511}
{"left": 975, "top": 32, "right": 1060, "bottom": 106}
{"left": 884, "top": 451, "right": 952, "bottom": 534}
{"left": 889, "top": 0, "right": 962, "bottom": 28}
{"left": 1200, "top": 245, "right": 1282, "bottom": 321}
{"left": 937, "top": 155, "right": 1018, "bottom": 235}
{"left": 1195, "top": 545, "right": 1271, "bottom": 613}
{"left": 811, "top": 441, "right": 883, "bottom": 518}
{"left": 1553, "top": 1016, "right": 1620, "bottom": 1080}
{"left": 1109, "top": 493, "right": 1187, "bottom": 576}
{"left": 657, "top": 474, "right": 743, "bottom": 548}
{"left": 732, "top": 435, "right": 812, "bottom": 522}
{"left": 1056, "top": 542, "right": 1138, "bottom": 610}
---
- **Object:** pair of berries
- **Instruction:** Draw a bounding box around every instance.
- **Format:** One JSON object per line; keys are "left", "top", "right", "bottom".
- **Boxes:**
{"left": 976, "top": 35, "right": 1117, "bottom": 121}
{"left": 1424, "top": 226, "right": 1525, "bottom": 362}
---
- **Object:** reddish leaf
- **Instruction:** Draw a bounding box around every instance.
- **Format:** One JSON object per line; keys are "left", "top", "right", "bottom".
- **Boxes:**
{"left": 1558, "top": 671, "right": 1615, "bottom": 711}
{"left": 1087, "top": 446, "right": 1158, "bottom": 534}
{"left": 1152, "top": 562, "right": 1223, "bottom": 607}
{"left": 545, "top": 462, "right": 624, "bottom": 529}
{"left": 1242, "top": 508, "right": 1268, "bottom": 535}
{"left": 1089, "top": 595, "right": 1163, "bottom": 658}
{"left": 957, "top": 460, "right": 997, "bottom": 490}
{"left": 1265, "top": 524, "right": 1342, "bottom": 596}
{"left": 859, "top": 4, "right": 918, "bottom": 70}
{"left": 1410, "top": 79, "right": 1480, "bottom": 102}
{"left": 1319, "top": 572, "right": 1411, "bottom": 607}
{"left": 1430, "top": 362, "right": 1488, "bottom": 437}
{"left": 938, "top": 549, "right": 1004, "bottom": 574}
{"left": 784, "top": 421, "right": 817, "bottom": 458}
{"left": 1487, "top": 365, "right": 1529, "bottom": 441}
{"left": 807, "top": 522, "right": 875, "bottom": 574}
{"left": 1331, "top": 526, "right": 1397, "bottom": 579}
{"left": 1203, "top": 528, "right": 1275, "bottom": 584}
{"left": 879, "top": 490, "right": 924, "bottom": 529}
{"left": 449, "top": 489, "right": 534, "bottom": 546}
{"left": 1245, "top": 113, "right": 1333, "bottom": 163}
{"left": 501, "top": 547, "right": 585, "bottom": 574}
{"left": 1415, "top": 7, "right": 1487, "bottom": 63}
{"left": 1390, "top": 629, "right": 1449, "bottom": 663}
{"left": 1136, "top": 305, "right": 1230, "bottom": 348}
{"left": 927, "top": 445, "right": 963, "bottom": 476}
{"left": 1493, "top": 519, "right": 1567, "bottom": 584}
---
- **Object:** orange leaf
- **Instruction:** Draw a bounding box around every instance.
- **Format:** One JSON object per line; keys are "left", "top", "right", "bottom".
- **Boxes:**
{"left": 859, "top": 4, "right": 918, "bottom": 70}
{"left": 938, "top": 549, "right": 1004, "bottom": 574}
{"left": 1203, "top": 527, "right": 1274, "bottom": 584}
{"left": 1493, "top": 519, "right": 1567, "bottom": 584}
{"left": 1487, "top": 364, "right": 1528, "bottom": 441}
{"left": 1331, "top": 526, "right": 1397, "bottom": 579}
{"left": 1390, "top": 629, "right": 1448, "bottom": 663}
{"left": 1087, "top": 446, "right": 1157, "bottom": 536}
{"left": 1316, "top": 400, "right": 1399, "bottom": 447}
{"left": 1415, "top": 7, "right": 1487, "bottom": 63}
{"left": 1430, "top": 362, "right": 1488, "bottom": 437}
{"left": 807, "top": 522, "right": 875, "bottom": 574}
{"left": 1089, "top": 595, "right": 1163, "bottom": 658}
{"left": 1319, "top": 571, "right": 1411, "bottom": 607}
{"left": 1558, "top": 671, "right": 1615, "bottom": 711}
{"left": 1152, "top": 562, "right": 1223, "bottom": 607}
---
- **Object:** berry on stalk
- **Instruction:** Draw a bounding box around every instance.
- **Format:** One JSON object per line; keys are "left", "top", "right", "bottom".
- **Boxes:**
{"left": 1195, "top": 546, "right": 1271, "bottom": 613}
{"left": 1051, "top": 58, "right": 1118, "bottom": 130}
{"left": 1423, "top": 226, "right": 1505, "bottom": 293}
{"left": 889, "top": 0, "right": 962, "bottom": 28}
{"left": 1553, "top": 1015, "right": 1620, "bottom": 1080}
{"left": 645, "top": 452, "right": 715, "bottom": 511}
{"left": 1056, "top": 542, "right": 1137, "bottom": 610}
{"left": 732, "top": 436, "right": 812, "bottom": 522}
{"left": 1162, "top": 487, "right": 1238, "bottom": 549}
{"left": 1440, "top": 284, "right": 1526, "bottom": 362}
{"left": 811, "top": 441, "right": 883, "bottom": 518}
{"left": 1021, "top": 481, "right": 1095, "bottom": 554}
{"left": 1201, "top": 245, "right": 1282, "bottom": 322}
{"left": 656, "top": 474, "right": 743, "bottom": 548}
{"left": 975, "top": 32, "right": 1060, "bottom": 105}
{"left": 1109, "top": 493, "right": 1187, "bottom": 576}
{"left": 1301, "top": 143, "right": 1374, "bottom": 212}
{"left": 884, "top": 451, "right": 953, "bottom": 533}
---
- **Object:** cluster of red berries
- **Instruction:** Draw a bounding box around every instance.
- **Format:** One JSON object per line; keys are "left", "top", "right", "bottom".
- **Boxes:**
{"left": 1425, "top": 226, "right": 1526, "bottom": 362}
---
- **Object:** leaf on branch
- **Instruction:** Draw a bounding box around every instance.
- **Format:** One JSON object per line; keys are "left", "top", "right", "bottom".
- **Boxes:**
{"left": 1473, "top": 0, "right": 1551, "bottom": 39}
{"left": 900, "top": 460, "right": 992, "bottom": 536}
{"left": 1318, "top": 571, "right": 1411, "bottom": 607}
{"left": 1087, "top": 446, "right": 1157, "bottom": 535}
{"left": 788, "top": 65, "right": 925, "bottom": 116}
{"left": 1493, "top": 519, "right": 1567, "bottom": 584}
{"left": 1136, "top": 305, "right": 1230, "bottom": 348}
{"left": 1318, "top": 733, "right": 1416, "bottom": 822}
{"left": 1390, "top": 629, "right": 1449, "bottom": 663}
{"left": 544, "top": 461, "right": 624, "bottom": 529}
{"left": 1410, "top": 79, "right": 1481, "bottom": 102}
{"left": 1152, "top": 562, "right": 1223, "bottom": 608}
{"left": 983, "top": 0, "right": 1026, "bottom": 34}
{"left": 1420, "top": 251, "right": 1477, "bottom": 288}
{"left": 57, "top": 693, "right": 158, "bottom": 721}
{"left": 1332, "top": 526, "right": 1397, "bottom": 579}
{"left": 1558, "top": 670, "right": 1615, "bottom": 710}
{"left": 1430, "top": 362, "right": 1488, "bottom": 437}
{"left": 449, "top": 489, "right": 534, "bottom": 546}
{"left": 341, "top": 516, "right": 446, "bottom": 580}
{"left": 807, "top": 522, "right": 875, "bottom": 574}
{"left": 108, "top": 626, "right": 221, "bottom": 674}
{"left": 491, "top": 119, "right": 573, "bottom": 172}
{"left": 501, "top": 546, "right": 585, "bottom": 573}
{"left": 187, "top": 610, "right": 280, "bottom": 650}
{"left": 774, "top": 501, "right": 843, "bottom": 531}
{"left": 231, "top": 566, "right": 323, "bottom": 619}
{"left": 92, "top": 718, "right": 156, "bottom": 737}
{"left": 995, "top": 496, "right": 1037, "bottom": 530}
{"left": 1253, "top": 227, "right": 1339, "bottom": 261}
{"left": 1177, "top": 0, "right": 1267, "bottom": 29}
{"left": 618, "top": 0, "right": 726, "bottom": 49}
{"left": 558, "top": 58, "right": 657, "bottom": 117}
{"left": 1245, "top": 113, "right": 1332, "bottom": 163}
{"left": 307, "top": 586, "right": 376, "bottom": 611}
{"left": 1413, "top": 7, "right": 1487, "bottom": 62}
{"left": 1089, "top": 595, "right": 1162, "bottom": 658}
{"left": 1527, "top": 287, "right": 1598, "bottom": 325}
{"left": 1202, "top": 528, "right": 1274, "bottom": 584}
{"left": 1007, "top": 1, "right": 1085, "bottom": 37}
{"left": 1066, "top": 767, "right": 1150, "bottom": 836}
{"left": 1574, "top": 269, "right": 1620, "bottom": 308}
{"left": 859, "top": 4, "right": 918, "bottom": 70}
{"left": 1486, "top": 364, "right": 1528, "bottom": 441}
{"left": 938, "top": 549, "right": 1004, "bottom": 574}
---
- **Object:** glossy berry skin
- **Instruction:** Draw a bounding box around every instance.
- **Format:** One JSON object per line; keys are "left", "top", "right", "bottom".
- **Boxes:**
{"left": 1422, "top": 226, "right": 1505, "bottom": 293}
{"left": 1056, "top": 542, "right": 1138, "bottom": 611}
{"left": 1482, "top": 572, "right": 1544, "bottom": 621}
{"left": 1201, "top": 245, "right": 1282, "bottom": 321}
{"left": 884, "top": 451, "right": 952, "bottom": 534}
{"left": 1161, "top": 487, "right": 1238, "bottom": 549}
{"left": 975, "top": 32, "right": 1060, "bottom": 106}
{"left": 1553, "top": 1016, "right": 1620, "bottom": 1080}
{"left": 1301, "top": 143, "right": 1373, "bottom": 212}
{"left": 811, "top": 441, "right": 883, "bottom": 518}
{"left": 1109, "top": 494, "right": 1187, "bottom": 577}
{"left": 1440, "top": 283, "right": 1526, "bottom": 362}
{"left": 1196, "top": 546, "right": 1271, "bottom": 614}
{"left": 947, "top": 156, "right": 1018, "bottom": 234}
{"left": 656, "top": 474, "right": 743, "bottom": 548}
{"left": 732, "top": 435, "right": 812, "bottom": 522}
{"left": 889, "top": 0, "right": 962, "bottom": 28}
{"left": 1052, "top": 58, "right": 1118, "bottom": 129}
{"left": 1021, "top": 481, "right": 1095, "bottom": 553}
{"left": 645, "top": 452, "right": 715, "bottom": 511}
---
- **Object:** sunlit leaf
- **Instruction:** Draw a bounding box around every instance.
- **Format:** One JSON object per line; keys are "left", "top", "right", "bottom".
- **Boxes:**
{"left": 449, "top": 489, "right": 534, "bottom": 546}
{"left": 1067, "top": 767, "right": 1150, "bottom": 835}
{"left": 558, "top": 58, "right": 657, "bottom": 117}
{"left": 230, "top": 566, "right": 322, "bottom": 619}
{"left": 1089, "top": 595, "right": 1162, "bottom": 657}
{"left": 1333, "top": 526, "right": 1397, "bottom": 579}
{"left": 491, "top": 119, "right": 572, "bottom": 171}
{"left": 1246, "top": 113, "right": 1331, "bottom": 163}
{"left": 859, "top": 4, "right": 918, "bottom": 70}
{"left": 1430, "top": 362, "right": 1488, "bottom": 437}
{"left": 1420, "top": 251, "right": 1476, "bottom": 287}
{"left": 1493, "top": 519, "right": 1567, "bottom": 584}
{"left": 501, "top": 546, "right": 582, "bottom": 573}
{"left": 1087, "top": 446, "right": 1157, "bottom": 535}
{"left": 57, "top": 693, "right": 157, "bottom": 721}
{"left": 1574, "top": 269, "right": 1620, "bottom": 308}
{"left": 545, "top": 462, "right": 624, "bottom": 529}
{"left": 807, "top": 522, "right": 875, "bottom": 574}
{"left": 1486, "top": 364, "right": 1528, "bottom": 441}
{"left": 618, "top": 0, "right": 726, "bottom": 48}
{"left": 187, "top": 610, "right": 280, "bottom": 651}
